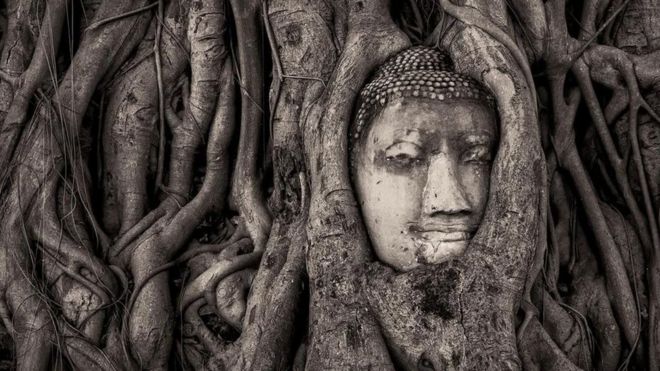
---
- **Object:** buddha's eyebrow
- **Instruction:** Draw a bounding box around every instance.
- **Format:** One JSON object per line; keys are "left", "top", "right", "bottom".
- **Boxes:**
{"left": 393, "top": 128, "right": 422, "bottom": 141}
{"left": 461, "top": 132, "right": 496, "bottom": 145}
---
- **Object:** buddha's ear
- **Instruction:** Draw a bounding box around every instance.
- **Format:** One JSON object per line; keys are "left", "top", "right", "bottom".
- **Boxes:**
{"left": 437, "top": 3, "right": 544, "bottom": 369}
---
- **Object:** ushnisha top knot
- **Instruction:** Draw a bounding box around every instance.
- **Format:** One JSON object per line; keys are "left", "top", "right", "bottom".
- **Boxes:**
{"left": 350, "top": 46, "right": 496, "bottom": 152}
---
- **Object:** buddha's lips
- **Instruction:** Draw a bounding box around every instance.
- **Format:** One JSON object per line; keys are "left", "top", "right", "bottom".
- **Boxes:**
{"left": 408, "top": 223, "right": 477, "bottom": 236}
{"left": 413, "top": 231, "right": 473, "bottom": 242}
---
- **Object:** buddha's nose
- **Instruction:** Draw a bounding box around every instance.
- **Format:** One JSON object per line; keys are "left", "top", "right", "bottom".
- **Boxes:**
{"left": 421, "top": 154, "right": 472, "bottom": 218}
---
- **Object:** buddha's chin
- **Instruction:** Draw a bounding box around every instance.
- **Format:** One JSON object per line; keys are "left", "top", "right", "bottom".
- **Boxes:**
{"left": 412, "top": 237, "right": 470, "bottom": 266}
{"left": 375, "top": 235, "right": 472, "bottom": 272}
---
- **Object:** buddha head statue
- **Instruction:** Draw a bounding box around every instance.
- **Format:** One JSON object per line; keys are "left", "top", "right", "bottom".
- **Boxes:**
{"left": 350, "top": 46, "right": 498, "bottom": 272}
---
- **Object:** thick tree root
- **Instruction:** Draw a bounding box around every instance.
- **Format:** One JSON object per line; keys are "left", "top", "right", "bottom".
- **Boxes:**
{"left": 229, "top": 0, "right": 272, "bottom": 254}
{"left": 102, "top": 0, "right": 190, "bottom": 235}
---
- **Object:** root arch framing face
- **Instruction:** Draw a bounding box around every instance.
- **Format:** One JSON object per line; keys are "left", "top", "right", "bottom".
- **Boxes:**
{"left": 0, "top": 0, "right": 658, "bottom": 370}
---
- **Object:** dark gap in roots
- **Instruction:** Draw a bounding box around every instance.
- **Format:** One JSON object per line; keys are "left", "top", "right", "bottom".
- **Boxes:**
{"left": 565, "top": 1, "right": 586, "bottom": 41}
{"left": 557, "top": 263, "right": 573, "bottom": 297}
{"left": 199, "top": 309, "right": 240, "bottom": 342}
{"left": 289, "top": 273, "right": 310, "bottom": 366}
{"left": 260, "top": 24, "right": 275, "bottom": 205}
{"left": 0, "top": 327, "right": 12, "bottom": 371}
{"left": 390, "top": 0, "right": 442, "bottom": 44}
{"left": 88, "top": 91, "right": 108, "bottom": 224}
{"left": 60, "top": 0, "right": 85, "bottom": 74}
{"left": 0, "top": 2, "right": 6, "bottom": 49}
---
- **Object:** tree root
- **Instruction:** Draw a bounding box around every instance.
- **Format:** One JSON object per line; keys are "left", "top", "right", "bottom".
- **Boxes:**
{"left": 0, "top": 0, "right": 66, "bottom": 176}
{"left": 302, "top": 0, "right": 409, "bottom": 369}
{"left": 229, "top": 0, "right": 272, "bottom": 253}
{"left": 102, "top": 0, "right": 190, "bottom": 235}
{"left": 551, "top": 81, "right": 640, "bottom": 351}
{"left": 167, "top": 0, "right": 227, "bottom": 196}
{"left": 437, "top": 2, "right": 544, "bottom": 366}
{"left": 0, "top": 0, "right": 40, "bottom": 119}
{"left": 518, "top": 317, "right": 583, "bottom": 371}
{"left": 181, "top": 251, "right": 263, "bottom": 312}
{"left": 225, "top": 0, "right": 334, "bottom": 367}
{"left": 117, "top": 55, "right": 236, "bottom": 369}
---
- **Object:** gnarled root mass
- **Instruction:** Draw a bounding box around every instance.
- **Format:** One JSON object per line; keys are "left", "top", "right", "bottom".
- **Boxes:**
{"left": 0, "top": 0, "right": 658, "bottom": 370}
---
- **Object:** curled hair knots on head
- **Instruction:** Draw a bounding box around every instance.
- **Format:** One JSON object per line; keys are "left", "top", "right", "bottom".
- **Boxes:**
{"left": 349, "top": 46, "right": 497, "bottom": 168}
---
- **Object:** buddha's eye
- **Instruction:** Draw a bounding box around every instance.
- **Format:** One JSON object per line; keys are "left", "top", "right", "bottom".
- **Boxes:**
{"left": 462, "top": 145, "right": 492, "bottom": 164}
{"left": 384, "top": 142, "right": 423, "bottom": 167}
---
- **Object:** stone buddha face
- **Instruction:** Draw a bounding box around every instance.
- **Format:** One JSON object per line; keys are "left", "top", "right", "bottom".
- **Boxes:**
{"left": 353, "top": 96, "right": 497, "bottom": 271}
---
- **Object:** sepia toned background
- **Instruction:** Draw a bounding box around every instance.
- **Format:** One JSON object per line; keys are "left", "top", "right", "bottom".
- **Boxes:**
{"left": 0, "top": 0, "right": 659, "bottom": 369}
